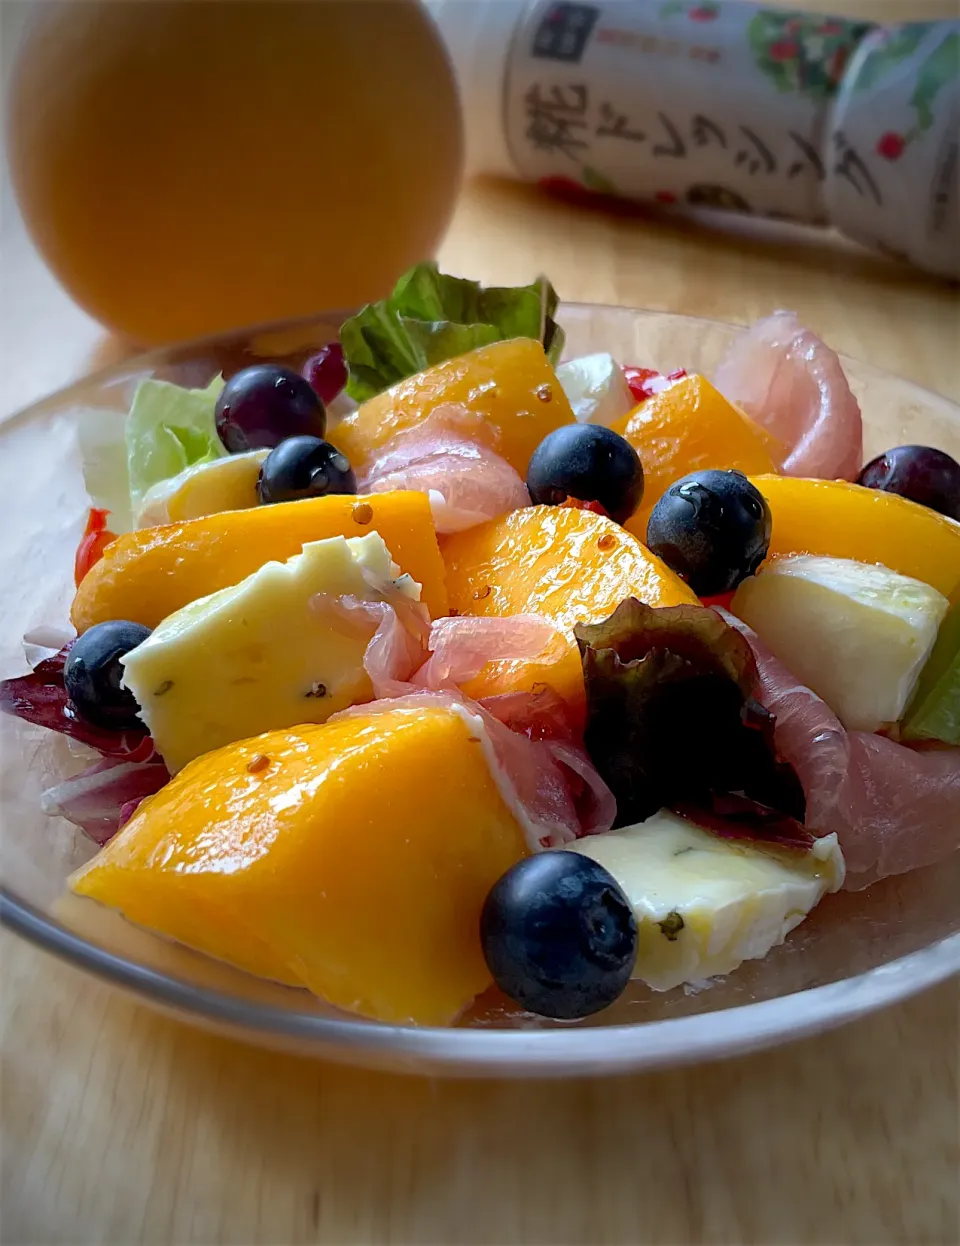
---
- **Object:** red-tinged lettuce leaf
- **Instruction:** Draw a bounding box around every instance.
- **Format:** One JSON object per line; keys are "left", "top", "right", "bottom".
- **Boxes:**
{"left": 672, "top": 795, "right": 816, "bottom": 852}
{"left": 575, "top": 599, "right": 806, "bottom": 834}
{"left": 41, "top": 756, "right": 169, "bottom": 845}
{"left": 0, "top": 644, "right": 157, "bottom": 762}
{"left": 479, "top": 683, "right": 579, "bottom": 743}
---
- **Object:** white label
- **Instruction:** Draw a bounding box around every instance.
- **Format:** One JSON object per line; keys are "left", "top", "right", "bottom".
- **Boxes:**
{"left": 502, "top": 3, "right": 960, "bottom": 278}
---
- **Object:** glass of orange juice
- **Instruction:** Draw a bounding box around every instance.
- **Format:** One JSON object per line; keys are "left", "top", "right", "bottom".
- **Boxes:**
{"left": 6, "top": 0, "right": 463, "bottom": 345}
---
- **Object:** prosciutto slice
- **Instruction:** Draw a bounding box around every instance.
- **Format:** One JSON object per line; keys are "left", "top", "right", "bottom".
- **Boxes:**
{"left": 723, "top": 611, "right": 960, "bottom": 888}
{"left": 357, "top": 404, "right": 529, "bottom": 534}
{"left": 412, "top": 615, "right": 561, "bottom": 691}
{"left": 310, "top": 589, "right": 431, "bottom": 700}
{"left": 479, "top": 685, "right": 579, "bottom": 743}
{"left": 714, "top": 311, "right": 863, "bottom": 480}
{"left": 329, "top": 610, "right": 614, "bottom": 849}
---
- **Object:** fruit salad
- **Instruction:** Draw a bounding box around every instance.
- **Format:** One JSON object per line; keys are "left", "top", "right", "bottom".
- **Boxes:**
{"left": 3, "top": 264, "right": 959, "bottom": 1027}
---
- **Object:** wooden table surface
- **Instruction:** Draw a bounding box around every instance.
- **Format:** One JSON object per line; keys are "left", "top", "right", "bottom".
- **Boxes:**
{"left": 2, "top": 1, "right": 959, "bottom": 1241}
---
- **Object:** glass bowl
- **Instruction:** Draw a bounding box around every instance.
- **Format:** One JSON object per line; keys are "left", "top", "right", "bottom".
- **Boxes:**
{"left": 2, "top": 305, "right": 958, "bottom": 1078}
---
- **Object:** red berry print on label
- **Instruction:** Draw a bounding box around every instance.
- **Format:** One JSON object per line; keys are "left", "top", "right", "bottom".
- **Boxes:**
{"left": 689, "top": 5, "right": 719, "bottom": 21}
{"left": 769, "top": 40, "right": 799, "bottom": 62}
{"left": 829, "top": 45, "right": 850, "bottom": 82}
{"left": 654, "top": 189, "right": 678, "bottom": 204}
{"left": 877, "top": 132, "right": 907, "bottom": 160}
{"left": 748, "top": 10, "right": 874, "bottom": 101}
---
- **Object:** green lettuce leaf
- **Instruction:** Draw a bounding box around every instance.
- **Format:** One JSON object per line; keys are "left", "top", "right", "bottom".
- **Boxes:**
{"left": 341, "top": 262, "right": 565, "bottom": 402}
{"left": 77, "top": 408, "right": 135, "bottom": 533}
{"left": 575, "top": 599, "right": 806, "bottom": 833}
{"left": 901, "top": 600, "right": 960, "bottom": 745}
{"left": 125, "top": 375, "right": 226, "bottom": 512}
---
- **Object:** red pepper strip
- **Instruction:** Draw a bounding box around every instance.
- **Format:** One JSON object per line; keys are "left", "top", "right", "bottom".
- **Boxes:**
{"left": 74, "top": 508, "right": 116, "bottom": 587}
{"left": 558, "top": 497, "right": 610, "bottom": 518}
{"left": 622, "top": 366, "right": 688, "bottom": 404}
{"left": 622, "top": 366, "right": 661, "bottom": 404}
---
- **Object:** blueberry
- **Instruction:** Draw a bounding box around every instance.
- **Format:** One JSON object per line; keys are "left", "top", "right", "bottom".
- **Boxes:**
{"left": 857, "top": 445, "right": 960, "bottom": 521}
{"left": 215, "top": 364, "right": 326, "bottom": 453}
{"left": 258, "top": 436, "right": 357, "bottom": 505}
{"left": 64, "top": 620, "right": 152, "bottom": 729}
{"left": 646, "top": 469, "right": 772, "bottom": 596}
{"left": 526, "top": 424, "right": 644, "bottom": 524}
{"left": 480, "top": 852, "right": 637, "bottom": 1019}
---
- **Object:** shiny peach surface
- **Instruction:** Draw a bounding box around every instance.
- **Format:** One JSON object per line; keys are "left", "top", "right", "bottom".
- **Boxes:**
{"left": 331, "top": 338, "right": 574, "bottom": 474}
{"left": 443, "top": 504, "right": 698, "bottom": 706}
{"left": 754, "top": 475, "right": 960, "bottom": 601}
{"left": 613, "top": 374, "right": 783, "bottom": 541}
{"left": 70, "top": 705, "right": 528, "bottom": 1026}
{"left": 71, "top": 489, "right": 449, "bottom": 631}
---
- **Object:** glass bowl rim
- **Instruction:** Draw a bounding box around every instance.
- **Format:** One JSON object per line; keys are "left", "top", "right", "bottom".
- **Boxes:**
{"left": 5, "top": 302, "right": 959, "bottom": 421}
{"left": 2, "top": 302, "right": 959, "bottom": 1076}
{"left": 4, "top": 891, "right": 958, "bottom": 1074}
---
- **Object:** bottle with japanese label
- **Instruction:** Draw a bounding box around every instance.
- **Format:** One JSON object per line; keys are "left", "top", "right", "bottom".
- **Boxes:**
{"left": 426, "top": 1, "right": 959, "bottom": 280}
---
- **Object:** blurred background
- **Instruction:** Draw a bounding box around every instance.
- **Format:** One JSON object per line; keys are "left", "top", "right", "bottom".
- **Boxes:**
{"left": 2, "top": 0, "right": 957, "bottom": 419}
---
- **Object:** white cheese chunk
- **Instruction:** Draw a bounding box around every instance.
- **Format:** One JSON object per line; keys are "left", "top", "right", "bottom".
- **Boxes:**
{"left": 136, "top": 450, "right": 269, "bottom": 527}
{"left": 121, "top": 533, "right": 420, "bottom": 772}
{"left": 732, "top": 555, "right": 948, "bottom": 732}
{"left": 556, "top": 353, "right": 636, "bottom": 426}
{"left": 568, "top": 811, "right": 844, "bottom": 991}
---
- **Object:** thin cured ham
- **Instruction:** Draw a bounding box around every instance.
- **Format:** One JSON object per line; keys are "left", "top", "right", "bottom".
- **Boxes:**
{"left": 357, "top": 404, "right": 529, "bottom": 534}
{"left": 723, "top": 611, "right": 960, "bottom": 888}
{"left": 412, "top": 614, "right": 561, "bottom": 691}
{"left": 714, "top": 311, "right": 863, "bottom": 480}
{"left": 332, "top": 610, "right": 615, "bottom": 849}
{"left": 310, "top": 589, "right": 431, "bottom": 700}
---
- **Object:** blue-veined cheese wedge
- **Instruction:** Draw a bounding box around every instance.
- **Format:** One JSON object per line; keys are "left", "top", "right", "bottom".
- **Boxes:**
{"left": 120, "top": 532, "right": 421, "bottom": 771}
{"left": 567, "top": 810, "right": 845, "bottom": 990}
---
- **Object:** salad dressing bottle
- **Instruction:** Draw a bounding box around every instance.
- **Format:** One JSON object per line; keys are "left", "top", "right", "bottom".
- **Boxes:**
{"left": 427, "top": 1, "right": 960, "bottom": 279}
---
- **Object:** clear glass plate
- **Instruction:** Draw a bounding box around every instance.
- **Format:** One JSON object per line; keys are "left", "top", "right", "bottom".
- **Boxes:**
{"left": 1, "top": 304, "right": 958, "bottom": 1077}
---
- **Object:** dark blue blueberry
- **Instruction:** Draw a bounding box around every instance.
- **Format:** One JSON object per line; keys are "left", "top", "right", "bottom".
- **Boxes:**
{"left": 215, "top": 364, "right": 326, "bottom": 453}
{"left": 64, "top": 620, "right": 152, "bottom": 729}
{"left": 526, "top": 424, "right": 644, "bottom": 524}
{"left": 258, "top": 436, "right": 357, "bottom": 505}
{"left": 480, "top": 852, "right": 637, "bottom": 1019}
{"left": 646, "top": 468, "right": 771, "bottom": 596}
{"left": 857, "top": 445, "right": 960, "bottom": 521}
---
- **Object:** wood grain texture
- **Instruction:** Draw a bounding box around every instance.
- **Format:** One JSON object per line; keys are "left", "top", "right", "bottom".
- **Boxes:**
{"left": 2, "top": 935, "right": 958, "bottom": 1246}
{"left": 2, "top": 0, "right": 959, "bottom": 1240}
